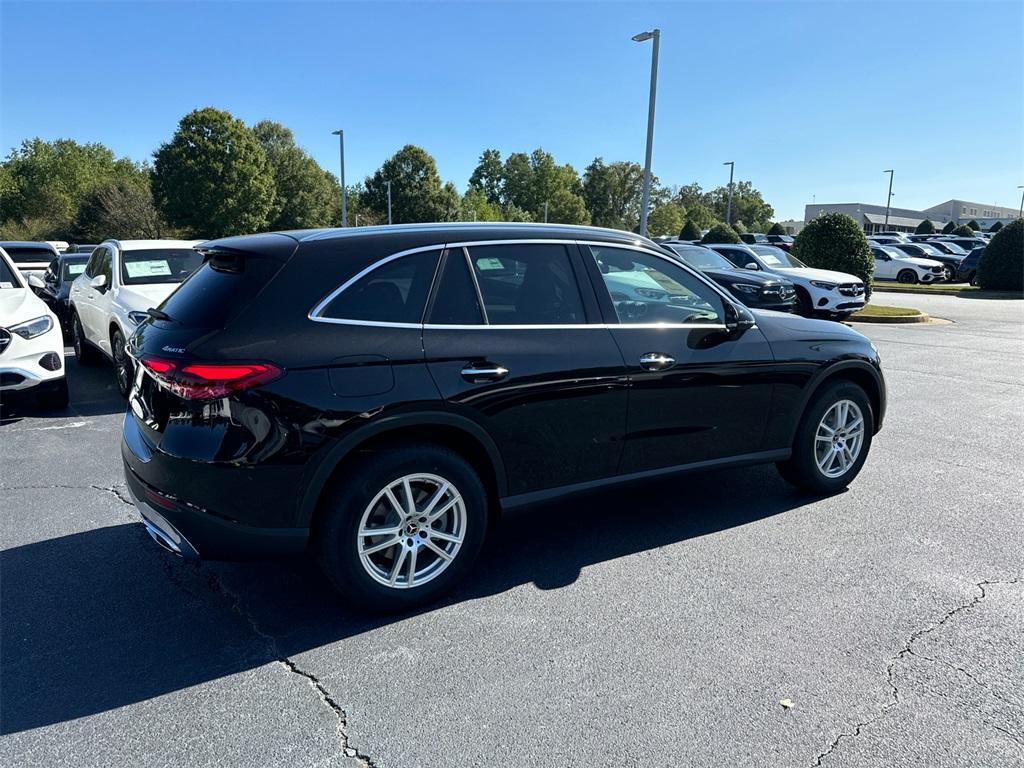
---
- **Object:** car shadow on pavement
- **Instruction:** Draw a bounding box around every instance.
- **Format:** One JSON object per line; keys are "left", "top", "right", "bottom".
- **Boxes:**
{"left": 0, "top": 346, "right": 124, "bottom": 422}
{"left": 1, "top": 464, "right": 815, "bottom": 735}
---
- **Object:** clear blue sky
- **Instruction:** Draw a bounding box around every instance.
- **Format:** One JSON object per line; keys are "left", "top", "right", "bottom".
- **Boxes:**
{"left": 2, "top": 1, "right": 1022, "bottom": 220}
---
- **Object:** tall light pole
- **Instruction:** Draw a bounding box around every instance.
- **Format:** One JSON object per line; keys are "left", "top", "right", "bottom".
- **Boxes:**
{"left": 723, "top": 161, "right": 735, "bottom": 225}
{"left": 332, "top": 130, "right": 347, "bottom": 227}
{"left": 883, "top": 169, "right": 894, "bottom": 230}
{"left": 386, "top": 180, "right": 393, "bottom": 225}
{"left": 1017, "top": 185, "right": 1023, "bottom": 218}
{"left": 544, "top": 201, "right": 549, "bottom": 223}
{"left": 632, "top": 28, "right": 660, "bottom": 237}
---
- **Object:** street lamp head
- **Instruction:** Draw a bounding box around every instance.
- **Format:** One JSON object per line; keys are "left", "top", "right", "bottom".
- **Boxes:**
{"left": 883, "top": 169, "right": 893, "bottom": 173}
{"left": 632, "top": 30, "right": 656, "bottom": 42}
{"left": 723, "top": 160, "right": 734, "bottom": 166}
{"left": 331, "top": 129, "right": 343, "bottom": 136}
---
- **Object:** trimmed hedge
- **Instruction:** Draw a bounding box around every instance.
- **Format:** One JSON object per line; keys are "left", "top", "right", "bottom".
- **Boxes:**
{"left": 989, "top": 221, "right": 1003, "bottom": 233}
{"left": 701, "top": 222, "right": 741, "bottom": 244}
{"left": 976, "top": 219, "right": 1022, "bottom": 292}
{"left": 792, "top": 212, "right": 874, "bottom": 299}
{"left": 768, "top": 221, "right": 786, "bottom": 235}
{"left": 941, "top": 220, "right": 957, "bottom": 234}
{"left": 679, "top": 220, "right": 702, "bottom": 240}
{"left": 915, "top": 219, "right": 935, "bottom": 234}
{"left": 967, "top": 220, "right": 981, "bottom": 231}
{"left": 952, "top": 224, "right": 975, "bottom": 237}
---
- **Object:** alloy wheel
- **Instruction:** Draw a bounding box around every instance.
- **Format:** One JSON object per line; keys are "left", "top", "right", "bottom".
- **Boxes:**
{"left": 113, "top": 331, "right": 130, "bottom": 395}
{"left": 357, "top": 473, "right": 467, "bottom": 589}
{"left": 814, "top": 399, "right": 865, "bottom": 478}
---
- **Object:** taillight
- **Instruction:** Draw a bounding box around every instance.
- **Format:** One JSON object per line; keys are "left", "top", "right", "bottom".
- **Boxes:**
{"left": 140, "top": 356, "right": 283, "bottom": 400}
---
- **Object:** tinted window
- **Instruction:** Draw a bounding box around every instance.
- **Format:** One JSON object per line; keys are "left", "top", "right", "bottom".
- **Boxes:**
{"left": 588, "top": 245, "right": 724, "bottom": 325}
{"left": 466, "top": 243, "right": 585, "bottom": 325}
{"left": 323, "top": 250, "right": 439, "bottom": 324}
{"left": 749, "top": 245, "right": 806, "bottom": 268}
{"left": 63, "top": 259, "right": 88, "bottom": 280}
{"left": 120, "top": 248, "right": 203, "bottom": 286}
{"left": 428, "top": 248, "right": 483, "bottom": 325}
{"left": 666, "top": 244, "right": 735, "bottom": 270}
{"left": 4, "top": 246, "right": 54, "bottom": 264}
{"left": 714, "top": 247, "right": 756, "bottom": 268}
{"left": 96, "top": 248, "right": 113, "bottom": 284}
{"left": 0, "top": 255, "right": 20, "bottom": 287}
{"left": 160, "top": 253, "right": 286, "bottom": 329}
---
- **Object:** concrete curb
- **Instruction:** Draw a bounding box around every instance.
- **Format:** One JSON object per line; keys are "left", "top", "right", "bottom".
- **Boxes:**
{"left": 871, "top": 286, "right": 1022, "bottom": 299}
{"left": 848, "top": 312, "right": 931, "bottom": 324}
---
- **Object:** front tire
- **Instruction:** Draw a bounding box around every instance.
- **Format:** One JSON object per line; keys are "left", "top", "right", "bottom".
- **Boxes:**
{"left": 794, "top": 287, "right": 814, "bottom": 318}
{"left": 897, "top": 269, "right": 918, "bottom": 284}
{"left": 315, "top": 444, "right": 488, "bottom": 612}
{"left": 776, "top": 380, "right": 874, "bottom": 494}
{"left": 943, "top": 265, "right": 955, "bottom": 282}
{"left": 72, "top": 313, "right": 100, "bottom": 366}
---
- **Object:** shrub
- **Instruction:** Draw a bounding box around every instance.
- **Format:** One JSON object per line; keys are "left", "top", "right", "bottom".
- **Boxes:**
{"left": 768, "top": 221, "right": 787, "bottom": 235}
{"left": 701, "top": 222, "right": 741, "bottom": 244}
{"left": 915, "top": 219, "right": 935, "bottom": 234}
{"left": 941, "top": 220, "right": 957, "bottom": 234}
{"left": 976, "top": 219, "right": 1022, "bottom": 292}
{"left": 952, "top": 224, "right": 975, "bottom": 237}
{"left": 989, "top": 221, "right": 1003, "bottom": 233}
{"left": 679, "top": 219, "right": 702, "bottom": 240}
{"left": 967, "top": 219, "right": 980, "bottom": 231}
{"left": 792, "top": 212, "right": 874, "bottom": 298}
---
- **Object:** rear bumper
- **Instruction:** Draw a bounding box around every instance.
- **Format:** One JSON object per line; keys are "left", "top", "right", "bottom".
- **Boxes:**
{"left": 122, "top": 445, "right": 309, "bottom": 561}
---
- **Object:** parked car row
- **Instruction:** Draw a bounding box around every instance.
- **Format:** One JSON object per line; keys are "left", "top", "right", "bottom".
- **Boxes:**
{"left": 868, "top": 234, "right": 986, "bottom": 284}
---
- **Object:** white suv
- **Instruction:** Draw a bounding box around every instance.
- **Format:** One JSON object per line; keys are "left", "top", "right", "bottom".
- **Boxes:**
{"left": 0, "top": 246, "right": 68, "bottom": 407}
{"left": 708, "top": 243, "right": 866, "bottom": 319}
{"left": 870, "top": 244, "right": 945, "bottom": 284}
{"left": 69, "top": 239, "right": 202, "bottom": 396}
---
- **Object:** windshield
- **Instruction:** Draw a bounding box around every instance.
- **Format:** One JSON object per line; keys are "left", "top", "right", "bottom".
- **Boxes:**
{"left": 4, "top": 246, "right": 55, "bottom": 264}
{"left": 939, "top": 242, "right": 967, "bottom": 255}
{"left": 666, "top": 244, "right": 735, "bottom": 270}
{"left": 62, "top": 260, "right": 88, "bottom": 280}
{"left": 917, "top": 244, "right": 944, "bottom": 257}
{"left": 120, "top": 248, "right": 204, "bottom": 285}
{"left": 0, "top": 255, "right": 23, "bottom": 287}
{"left": 750, "top": 244, "right": 806, "bottom": 268}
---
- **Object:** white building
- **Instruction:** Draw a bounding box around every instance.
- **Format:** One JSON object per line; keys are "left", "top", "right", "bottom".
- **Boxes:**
{"left": 804, "top": 199, "right": 1019, "bottom": 234}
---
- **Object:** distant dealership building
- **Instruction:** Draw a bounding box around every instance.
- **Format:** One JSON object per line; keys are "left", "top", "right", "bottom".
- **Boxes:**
{"left": 804, "top": 199, "right": 1020, "bottom": 234}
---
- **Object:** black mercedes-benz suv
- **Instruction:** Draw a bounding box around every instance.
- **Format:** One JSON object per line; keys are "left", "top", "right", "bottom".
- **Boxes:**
{"left": 662, "top": 241, "right": 797, "bottom": 311}
{"left": 123, "top": 223, "right": 885, "bottom": 611}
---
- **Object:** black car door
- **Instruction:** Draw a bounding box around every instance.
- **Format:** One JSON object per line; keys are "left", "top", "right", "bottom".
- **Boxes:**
{"left": 580, "top": 243, "right": 777, "bottom": 473}
{"left": 422, "top": 240, "right": 628, "bottom": 498}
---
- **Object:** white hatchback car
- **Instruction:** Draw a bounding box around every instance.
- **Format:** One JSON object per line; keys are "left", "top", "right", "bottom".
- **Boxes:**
{"left": 0, "top": 246, "right": 68, "bottom": 407}
{"left": 69, "top": 239, "right": 203, "bottom": 396}
{"left": 869, "top": 244, "right": 945, "bottom": 284}
{"left": 709, "top": 243, "right": 866, "bottom": 319}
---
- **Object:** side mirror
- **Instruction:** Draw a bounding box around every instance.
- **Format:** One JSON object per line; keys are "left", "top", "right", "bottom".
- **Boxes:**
{"left": 744, "top": 262, "right": 760, "bottom": 270}
{"left": 724, "top": 301, "right": 756, "bottom": 333}
{"left": 90, "top": 274, "right": 108, "bottom": 290}
{"left": 27, "top": 273, "right": 45, "bottom": 289}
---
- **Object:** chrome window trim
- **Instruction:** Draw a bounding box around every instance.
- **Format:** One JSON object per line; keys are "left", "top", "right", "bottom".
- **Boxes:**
{"left": 308, "top": 237, "right": 739, "bottom": 331}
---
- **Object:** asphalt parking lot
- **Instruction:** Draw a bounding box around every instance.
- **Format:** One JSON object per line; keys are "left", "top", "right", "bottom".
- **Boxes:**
{"left": 2, "top": 293, "right": 1021, "bottom": 768}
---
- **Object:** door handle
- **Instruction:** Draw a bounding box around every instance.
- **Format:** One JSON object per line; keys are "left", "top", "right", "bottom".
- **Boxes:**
{"left": 639, "top": 353, "right": 675, "bottom": 371}
{"left": 461, "top": 364, "right": 509, "bottom": 383}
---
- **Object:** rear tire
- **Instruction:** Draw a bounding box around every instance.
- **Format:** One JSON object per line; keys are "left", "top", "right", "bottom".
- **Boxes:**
{"left": 111, "top": 328, "right": 133, "bottom": 398}
{"left": 776, "top": 380, "right": 874, "bottom": 494}
{"left": 72, "top": 313, "right": 100, "bottom": 366}
{"left": 315, "top": 444, "right": 488, "bottom": 612}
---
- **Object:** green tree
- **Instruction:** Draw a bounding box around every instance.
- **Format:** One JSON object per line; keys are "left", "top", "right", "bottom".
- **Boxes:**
{"left": 702, "top": 222, "right": 741, "bottom": 244}
{"left": 952, "top": 224, "right": 975, "bottom": 236}
{"left": 496, "top": 148, "right": 588, "bottom": 223}
{"left": 582, "top": 158, "right": 648, "bottom": 230}
{"left": 989, "top": 221, "right": 1003, "bottom": 232}
{"left": 71, "top": 178, "right": 165, "bottom": 241}
{"left": 749, "top": 219, "right": 769, "bottom": 234}
{"left": 468, "top": 149, "right": 504, "bottom": 205}
{"left": 683, "top": 201, "right": 717, "bottom": 229}
{"left": 679, "top": 219, "right": 703, "bottom": 240}
{"left": 941, "top": 220, "right": 957, "bottom": 234}
{"left": 976, "top": 219, "right": 1022, "bottom": 292}
{"left": 459, "top": 187, "right": 503, "bottom": 222}
{"left": 646, "top": 203, "right": 685, "bottom": 237}
{"left": 1, "top": 138, "right": 146, "bottom": 237}
{"left": 675, "top": 182, "right": 709, "bottom": 211}
{"left": 768, "top": 221, "right": 787, "bottom": 236}
{"left": 252, "top": 120, "right": 336, "bottom": 230}
{"left": 732, "top": 220, "right": 747, "bottom": 236}
{"left": 363, "top": 145, "right": 453, "bottom": 223}
{"left": 152, "top": 107, "right": 275, "bottom": 237}
{"left": 915, "top": 219, "right": 936, "bottom": 234}
{"left": 966, "top": 219, "right": 980, "bottom": 231}
{"left": 705, "top": 180, "right": 775, "bottom": 228}
{"left": 792, "top": 212, "right": 874, "bottom": 299}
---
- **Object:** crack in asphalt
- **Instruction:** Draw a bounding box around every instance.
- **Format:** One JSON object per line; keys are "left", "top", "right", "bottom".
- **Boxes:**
{"left": 201, "top": 569, "right": 377, "bottom": 767}
{"left": 811, "top": 577, "right": 1022, "bottom": 766}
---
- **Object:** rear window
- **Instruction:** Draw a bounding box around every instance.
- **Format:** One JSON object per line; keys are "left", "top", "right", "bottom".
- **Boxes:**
{"left": 321, "top": 250, "right": 440, "bottom": 324}
{"left": 120, "top": 248, "right": 204, "bottom": 285}
{"left": 5, "top": 246, "right": 54, "bottom": 264}
{"left": 158, "top": 253, "right": 285, "bottom": 329}
{"left": 0, "top": 257, "right": 21, "bottom": 287}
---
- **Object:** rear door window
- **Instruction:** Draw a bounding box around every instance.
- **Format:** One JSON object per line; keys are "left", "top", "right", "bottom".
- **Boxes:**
{"left": 465, "top": 243, "right": 585, "bottom": 325}
{"left": 321, "top": 250, "right": 440, "bottom": 324}
{"left": 427, "top": 248, "right": 484, "bottom": 325}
